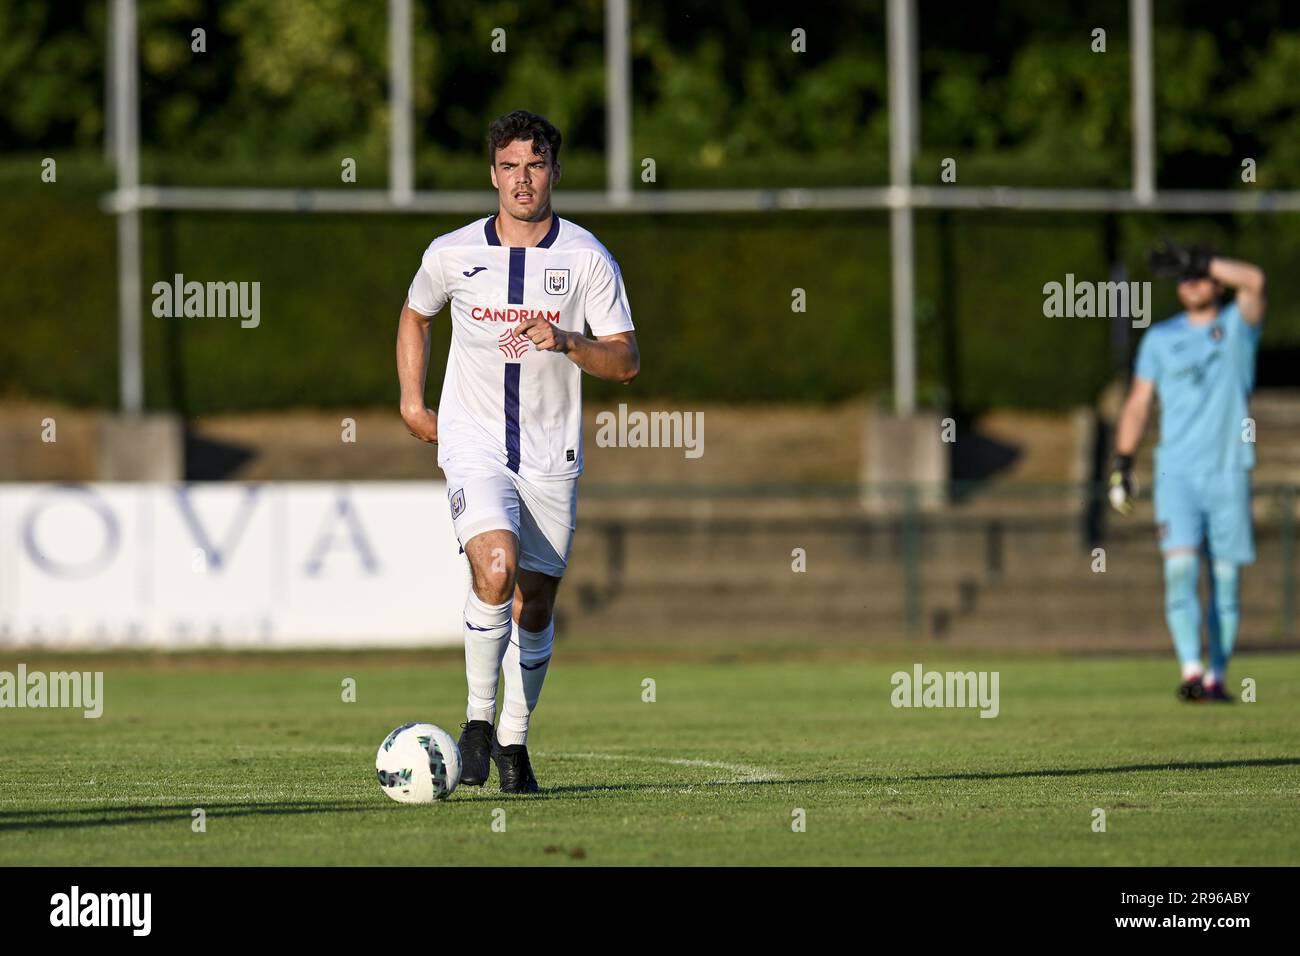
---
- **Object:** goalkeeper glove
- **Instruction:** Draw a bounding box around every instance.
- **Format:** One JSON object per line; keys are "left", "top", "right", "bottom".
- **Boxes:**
{"left": 1148, "top": 239, "right": 1213, "bottom": 281}
{"left": 1108, "top": 454, "right": 1137, "bottom": 515}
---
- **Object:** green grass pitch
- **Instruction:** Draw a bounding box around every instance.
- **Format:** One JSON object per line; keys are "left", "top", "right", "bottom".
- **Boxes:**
{"left": 1, "top": 649, "right": 1297, "bottom": 866}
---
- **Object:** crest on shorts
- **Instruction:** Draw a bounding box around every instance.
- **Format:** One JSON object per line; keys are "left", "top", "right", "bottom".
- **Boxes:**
{"left": 450, "top": 488, "right": 465, "bottom": 519}
{"left": 544, "top": 268, "right": 570, "bottom": 295}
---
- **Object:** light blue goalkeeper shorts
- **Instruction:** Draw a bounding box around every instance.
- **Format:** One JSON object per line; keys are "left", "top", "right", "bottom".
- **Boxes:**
{"left": 1153, "top": 469, "right": 1254, "bottom": 564}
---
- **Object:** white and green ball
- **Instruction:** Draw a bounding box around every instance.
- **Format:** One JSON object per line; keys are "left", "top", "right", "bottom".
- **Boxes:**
{"left": 376, "top": 722, "right": 462, "bottom": 803}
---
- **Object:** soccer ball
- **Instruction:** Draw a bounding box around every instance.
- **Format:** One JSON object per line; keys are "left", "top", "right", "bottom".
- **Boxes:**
{"left": 375, "top": 722, "right": 462, "bottom": 803}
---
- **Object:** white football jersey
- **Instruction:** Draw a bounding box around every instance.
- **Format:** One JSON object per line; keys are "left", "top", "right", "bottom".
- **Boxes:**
{"left": 407, "top": 214, "right": 634, "bottom": 481}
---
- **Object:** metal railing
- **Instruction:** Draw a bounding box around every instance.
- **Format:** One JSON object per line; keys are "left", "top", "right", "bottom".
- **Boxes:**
{"left": 103, "top": 0, "right": 1300, "bottom": 420}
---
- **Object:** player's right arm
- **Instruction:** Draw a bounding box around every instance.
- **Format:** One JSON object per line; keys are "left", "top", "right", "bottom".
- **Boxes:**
{"left": 396, "top": 298, "right": 439, "bottom": 443}
{"left": 1109, "top": 375, "right": 1155, "bottom": 515}
{"left": 1208, "top": 256, "right": 1266, "bottom": 325}
{"left": 397, "top": 246, "right": 450, "bottom": 444}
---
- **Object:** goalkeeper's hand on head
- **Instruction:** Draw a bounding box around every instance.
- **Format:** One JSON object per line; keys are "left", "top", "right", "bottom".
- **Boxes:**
{"left": 1108, "top": 454, "right": 1138, "bottom": 515}
{"left": 1149, "top": 239, "right": 1212, "bottom": 280}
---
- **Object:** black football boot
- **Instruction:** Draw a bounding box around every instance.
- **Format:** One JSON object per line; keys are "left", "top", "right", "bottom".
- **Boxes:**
{"left": 1177, "top": 675, "right": 1205, "bottom": 702}
{"left": 458, "top": 720, "right": 495, "bottom": 786}
{"left": 492, "top": 740, "right": 540, "bottom": 794}
{"left": 1202, "top": 681, "right": 1232, "bottom": 702}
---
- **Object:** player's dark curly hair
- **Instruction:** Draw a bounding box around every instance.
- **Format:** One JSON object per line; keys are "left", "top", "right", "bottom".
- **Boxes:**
{"left": 487, "top": 110, "right": 562, "bottom": 166}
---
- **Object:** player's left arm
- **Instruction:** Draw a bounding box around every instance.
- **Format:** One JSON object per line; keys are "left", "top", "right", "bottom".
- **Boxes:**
{"left": 1209, "top": 256, "right": 1267, "bottom": 325}
{"left": 511, "top": 319, "right": 640, "bottom": 384}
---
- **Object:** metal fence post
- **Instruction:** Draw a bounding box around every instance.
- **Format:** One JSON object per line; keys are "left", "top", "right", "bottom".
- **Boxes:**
{"left": 1282, "top": 486, "right": 1297, "bottom": 642}
{"left": 388, "top": 0, "right": 414, "bottom": 206}
{"left": 903, "top": 484, "right": 922, "bottom": 640}
{"left": 111, "top": 0, "right": 142, "bottom": 414}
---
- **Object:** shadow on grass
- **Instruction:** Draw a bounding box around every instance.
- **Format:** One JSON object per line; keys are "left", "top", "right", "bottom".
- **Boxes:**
{"left": 5, "top": 756, "right": 1296, "bottom": 827}
{"left": 0, "top": 800, "right": 381, "bottom": 832}
{"left": 0, "top": 777, "right": 814, "bottom": 827}
{"left": 528, "top": 756, "right": 1300, "bottom": 796}
{"left": 903, "top": 756, "right": 1300, "bottom": 782}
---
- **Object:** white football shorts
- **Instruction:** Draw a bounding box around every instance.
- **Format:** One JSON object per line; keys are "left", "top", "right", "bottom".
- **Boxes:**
{"left": 442, "top": 457, "right": 577, "bottom": 577}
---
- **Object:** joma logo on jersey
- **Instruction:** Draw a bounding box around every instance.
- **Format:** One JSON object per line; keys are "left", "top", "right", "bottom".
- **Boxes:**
{"left": 544, "top": 268, "right": 570, "bottom": 295}
{"left": 470, "top": 306, "right": 560, "bottom": 323}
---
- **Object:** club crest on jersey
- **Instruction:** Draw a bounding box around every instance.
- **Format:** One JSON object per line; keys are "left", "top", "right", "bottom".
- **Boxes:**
{"left": 450, "top": 488, "right": 465, "bottom": 519}
{"left": 1210, "top": 324, "right": 1224, "bottom": 342}
{"left": 544, "top": 268, "right": 570, "bottom": 295}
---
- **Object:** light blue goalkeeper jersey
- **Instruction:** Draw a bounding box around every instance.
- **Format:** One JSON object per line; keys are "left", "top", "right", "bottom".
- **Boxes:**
{"left": 1134, "top": 300, "right": 1262, "bottom": 475}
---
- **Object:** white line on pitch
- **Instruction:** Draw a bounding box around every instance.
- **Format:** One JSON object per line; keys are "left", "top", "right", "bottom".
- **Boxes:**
{"left": 537, "top": 751, "right": 783, "bottom": 783}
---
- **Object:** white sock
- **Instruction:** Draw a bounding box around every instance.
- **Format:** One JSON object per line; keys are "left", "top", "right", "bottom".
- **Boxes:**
{"left": 496, "top": 617, "right": 554, "bottom": 747}
{"left": 1181, "top": 661, "right": 1205, "bottom": 682}
{"left": 463, "top": 591, "right": 512, "bottom": 724}
{"left": 1205, "top": 669, "right": 1224, "bottom": 688}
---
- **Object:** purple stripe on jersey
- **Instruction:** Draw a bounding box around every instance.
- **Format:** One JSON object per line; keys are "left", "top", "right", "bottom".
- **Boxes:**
{"left": 504, "top": 364, "right": 521, "bottom": 473}
{"left": 508, "top": 247, "right": 526, "bottom": 304}
{"left": 484, "top": 215, "right": 500, "bottom": 246}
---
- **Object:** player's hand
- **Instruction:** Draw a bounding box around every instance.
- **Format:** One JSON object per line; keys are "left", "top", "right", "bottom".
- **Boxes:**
{"left": 1149, "top": 239, "right": 1212, "bottom": 280}
{"left": 401, "top": 405, "right": 439, "bottom": 444}
{"left": 513, "top": 316, "right": 570, "bottom": 353}
{"left": 1107, "top": 454, "right": 1137, "bottom": 515}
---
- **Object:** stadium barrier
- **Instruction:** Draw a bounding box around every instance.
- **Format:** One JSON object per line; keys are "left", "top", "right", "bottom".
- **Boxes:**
{"left": 0, "top": 482, "right": 467, "bottom": 649}
{"left": 0, "top": 481, "right": 1294, "bottom": 651}
{"left": 566, "top": 481, "right": 1299, "bottom": 649}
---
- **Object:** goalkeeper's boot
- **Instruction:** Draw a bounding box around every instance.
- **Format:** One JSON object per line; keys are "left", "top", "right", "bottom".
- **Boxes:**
{"left": 492, "top": 740, "right": 540, "bottom": 794}
{"left": 458, "top": 720, "right": 495, "bottom": 787}
{"left": 1202, "top": 681, "right": 1232, "bottom": 703}
{"left": 1177, "top": 675, "right": 1205, "bottom": 702}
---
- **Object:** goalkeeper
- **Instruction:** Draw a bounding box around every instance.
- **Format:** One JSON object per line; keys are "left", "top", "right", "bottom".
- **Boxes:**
{"left": 1109, "top": 240, "right": 1266, "bottom": 701}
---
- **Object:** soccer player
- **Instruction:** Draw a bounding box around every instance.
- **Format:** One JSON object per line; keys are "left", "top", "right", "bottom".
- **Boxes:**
{"left": 1109, "top": 240, "right": 1265, "bottom": 702}
{"left": 395, "top": 110, "right": 639, "bottom": 791}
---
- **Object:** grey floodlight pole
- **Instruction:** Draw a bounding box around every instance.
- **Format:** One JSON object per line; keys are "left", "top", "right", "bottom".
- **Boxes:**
{"left": 389, "top": 0, "right": 414, "bottom": 206}
{"left": 887, "top": 0, "right": 917, "bottom": 415}
{"left": 112, "top": 0, "right": 142, "bottom": 414}
{"left": 104, "top": 11, "right": 115, "bottom": 164}
{"left": 1130, "top": 0, "right": 1156, "bottom": 204}
{"left": 605, "top": 0, "right": 632, "bottom": 206}
{"left": 908, "top": 0, "right": 920, "bottom": 156}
